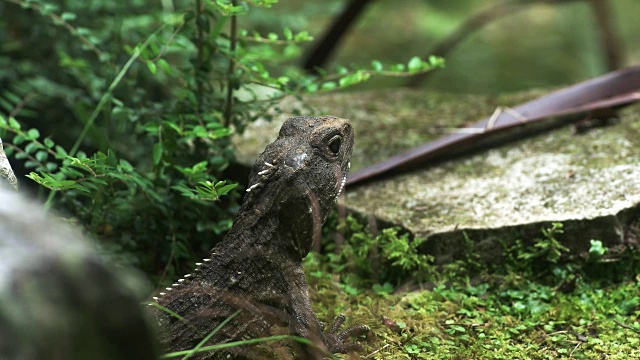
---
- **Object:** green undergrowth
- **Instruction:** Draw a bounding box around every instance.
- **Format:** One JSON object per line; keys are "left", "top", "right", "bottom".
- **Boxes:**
{"left": 304, "top": 215, "right": 640, "bottom": 359}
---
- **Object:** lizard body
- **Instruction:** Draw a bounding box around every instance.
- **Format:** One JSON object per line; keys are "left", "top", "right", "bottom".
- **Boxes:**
{"left": 152, "top": 116, "right": 368, "bottom": 358}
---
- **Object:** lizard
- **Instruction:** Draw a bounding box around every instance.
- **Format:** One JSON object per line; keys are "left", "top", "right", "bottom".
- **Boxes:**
{"left": 151, "top": 115, "right": 369, "bottom": 359}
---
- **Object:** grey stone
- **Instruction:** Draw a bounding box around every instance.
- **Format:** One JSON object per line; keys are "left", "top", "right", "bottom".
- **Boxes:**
{"left": 0, "top": 187, "right": 159, "bottom": 359}
{"left": 0, "top": 138, "right": 18, "bottom": 190}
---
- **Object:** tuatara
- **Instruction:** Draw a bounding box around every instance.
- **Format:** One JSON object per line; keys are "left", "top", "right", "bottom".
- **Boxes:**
{"left": 151, "top": 116, "right": 369, "bottom": 359}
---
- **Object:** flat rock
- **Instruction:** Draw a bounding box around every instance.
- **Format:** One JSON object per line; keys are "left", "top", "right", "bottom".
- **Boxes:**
{"left": 234, "top": 89, "right": 640, "bottom": 263}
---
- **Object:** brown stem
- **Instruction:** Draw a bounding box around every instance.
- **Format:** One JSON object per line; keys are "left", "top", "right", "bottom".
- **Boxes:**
{"left": 407, "top": 0, "right": 584, "bottom": 87}
{"left": 302, "top": 0, "right": 375, "bottom": 73}
{"left": 195, "top": 0, "right": 205, "bottom": 114}
{"left": 588, "top": 0, "right": 623, "bottom": 71}
{"left": 224, "top": 0, "right": 238, "bottom": 128}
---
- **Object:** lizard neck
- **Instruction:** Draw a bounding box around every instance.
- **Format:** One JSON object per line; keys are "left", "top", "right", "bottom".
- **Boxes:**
{"left": 219, "top": 182, "right": 327, "bottom": 262}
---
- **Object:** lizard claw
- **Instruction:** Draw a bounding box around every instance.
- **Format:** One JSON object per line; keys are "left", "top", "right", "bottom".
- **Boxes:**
{"left": 322, "top": 314, "right": 371, "bottom": 354}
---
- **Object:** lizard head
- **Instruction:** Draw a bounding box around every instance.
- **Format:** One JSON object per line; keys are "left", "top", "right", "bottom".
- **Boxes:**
{"left": 277, "top": 115, "right": 353, "bottom": 200}
{"left": 244, "top": 116, "right": 354, "bottom": 258}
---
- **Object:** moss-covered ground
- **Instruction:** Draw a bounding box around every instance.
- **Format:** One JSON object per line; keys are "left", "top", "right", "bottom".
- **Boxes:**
{"left": 305, "top": 216, "right": 640, "bottom": 359}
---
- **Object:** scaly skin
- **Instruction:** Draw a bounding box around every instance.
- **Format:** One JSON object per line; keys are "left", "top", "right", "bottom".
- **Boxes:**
{"left": 152, "top": 116, "right": 369, "bottom": 359}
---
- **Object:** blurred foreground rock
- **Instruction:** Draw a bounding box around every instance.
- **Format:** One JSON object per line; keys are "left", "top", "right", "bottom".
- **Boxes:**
{"left": 0, "top": 187, "right": 159, "bottom": 360}
{"left": 234, "top": 89, "right": 640, "bottom": 263}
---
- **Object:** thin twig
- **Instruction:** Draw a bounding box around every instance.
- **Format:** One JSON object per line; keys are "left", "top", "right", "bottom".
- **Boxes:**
{"left": 151, "top": 22, "right": 186, "bottom": 62}
{"left": 6, "top": 0, "right": 108, "bottom": 63}
{"left": 365, "top": 343, "right": 390, "bottom": 358}
{"left": 8, "top": 92, "right": 36, "bottom": 119}
{"left": 546, "top": 330, "right": 569, "bottom": 336}
{"left": 569, "top": 342, "right": 582, "bottom": 357}
{"left": 613, "top": 319, "right": 640, "bottom": 334}
{"left": 224, "top": 0, "right": 238, "bottom": 128}
{"left": 158, "top": 233, "right": 177, "bottom": 287}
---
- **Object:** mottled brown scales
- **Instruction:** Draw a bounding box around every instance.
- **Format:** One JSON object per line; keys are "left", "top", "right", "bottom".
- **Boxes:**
{"left": 151, "top": 116, "right": 369, "bottom": 359}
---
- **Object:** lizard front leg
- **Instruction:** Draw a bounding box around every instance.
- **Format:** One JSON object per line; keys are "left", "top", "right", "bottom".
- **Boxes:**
{"left": 287, "top": 266, "right": 370, "bottom": 357}
{"left": 320, "top": 314, "right": 370, "bottom": 353}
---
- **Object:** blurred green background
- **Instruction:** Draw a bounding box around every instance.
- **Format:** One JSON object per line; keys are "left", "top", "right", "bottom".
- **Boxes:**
{"left": 3, "top": 0, "right": 638, "bottom": 96}
{"left": 271, "top": 0, "right": 640, "bottom": 93}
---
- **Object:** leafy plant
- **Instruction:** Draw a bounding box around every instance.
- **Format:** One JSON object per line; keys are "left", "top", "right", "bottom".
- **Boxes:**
{"left": 308, "top": 214, "right": 435, "bottom": 293}
{"left": 520, "top": 222, "right": 569, "bottom": 263}
{"left": 1, "top": 0, "right": 443, "bottom": 280}
{"left": 588, "top": 239, "right": 608, "bottom": 261}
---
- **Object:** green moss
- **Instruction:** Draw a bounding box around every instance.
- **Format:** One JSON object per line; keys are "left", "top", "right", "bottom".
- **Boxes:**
{"left": 306, "top": 218, "right": 640, "bottom": 359}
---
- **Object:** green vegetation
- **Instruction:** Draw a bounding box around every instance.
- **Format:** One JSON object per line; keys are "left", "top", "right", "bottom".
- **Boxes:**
{"left": 306, "top": 218, "right": 640, "bottom": 359}
{"left": 0, "top": 0, "right": 441, "bottom": 279}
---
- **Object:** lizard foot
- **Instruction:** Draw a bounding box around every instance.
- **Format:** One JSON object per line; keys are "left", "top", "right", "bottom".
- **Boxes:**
{"left": 322, "top": 314, "right": 371, "bottom": 354}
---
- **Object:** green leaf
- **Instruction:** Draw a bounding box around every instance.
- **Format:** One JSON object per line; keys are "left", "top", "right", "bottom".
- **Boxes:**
{"left": 35, "top": 150, "right": 48, "bottom": 162}
{"left": 371, "top": 60, "right": 383, "bottom": 72}
{"left": 217, "top": 183, "right": 237, "bottom": 196}
{"left": 112, "top": 97, "right": 124, "bottom": 108}
{"left": 294, "top": 31, "right": 312, "bottom": 42}
{"left": 44, "top": 138, "right": 55, "bottom": 148}
{"left": 392, "top": 63, "right": 406, "bottom": 72}
{"left": 27, "top": 128, "right": 40, "bottom": 140}
{"left": 119, "top": 159, "right": 133, "bottom": 171}
{"left": 163, "top": 121, "right": 183, "bottom": 135}
{"left": 277, "top": 76, "right": 289, "bottom": 86}
{"left": 192, "top": 161, "right": 208, "bottom": 173}
{"left": 153, "top": 142, "right": 163, "bottom": 165}
{"left": 338, "top": 71, "right": 370, "bottom": 88}
{"left": 268, "top": 32, "right": 278, "bottom": 41}
{"left": 320, "top": 82, "right": 337, "bottom": 91}
{"left": 149, "top": 38, "right": 160, "bottom": 57}
{"left": 8, "top": 117, "right": 21, "bottom": 130}
{"left": 25, "top": 142, "right": 38, "bottom": 154}
{"left": 157, "top": 58, "right": 172, "bottom": 75}
{"left": 283, "top": 27, "right": 293, "bottom": 41}
{"left": 192, "top": 125, "right": 208, "bottom": 138}
{"left": 146, "top": 61, "right": 157, "bottom": 75}
{"left": 588, "top": 239, "right": 607, "bottom": 260}
{"left": 429, "top": 55, "right": 445, "bottom": 67}
{"left": 407, "top": 56, "right": 423, "bottom": 73}
{"left": 209, "top": 128, "right": 232, "bottom": 139}
{"left": 25, "top": 160, "right": 39, "bottom": 169}
{"left": 61, "top": 12, "right": 77, "bottom": 21}
{"left": 13, "top": 135, "right": 25, "bottom": 145}
{"left": 55, "top": 145, "right": 68, "bottom": 157}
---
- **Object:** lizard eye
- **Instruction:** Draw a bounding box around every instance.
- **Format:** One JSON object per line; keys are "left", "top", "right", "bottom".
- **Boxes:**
{"left": 327, "top": 135, "right": 342, "bottom": 155}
